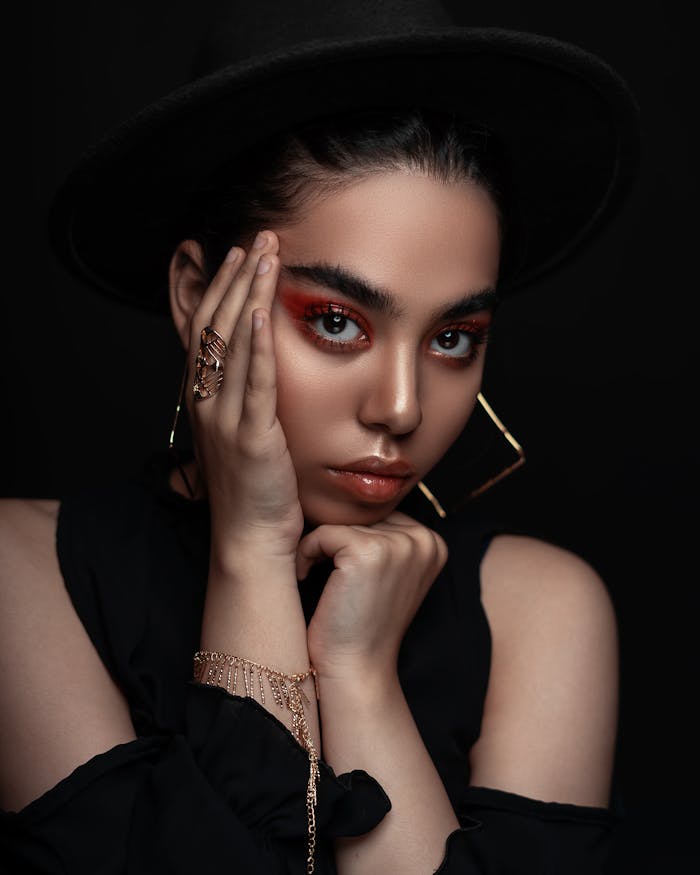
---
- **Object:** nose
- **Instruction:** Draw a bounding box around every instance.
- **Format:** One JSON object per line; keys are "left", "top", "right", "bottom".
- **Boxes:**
{"left": 358, "top": 346, "right": 422, "bottom": 435}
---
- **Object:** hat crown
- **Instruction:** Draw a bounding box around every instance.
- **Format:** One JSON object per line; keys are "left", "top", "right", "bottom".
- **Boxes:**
{"left": 191, "top": 0, "right": 453, "bottom": 77}
{"left": 50, "top": 0, "right": 640, "bottom": 311}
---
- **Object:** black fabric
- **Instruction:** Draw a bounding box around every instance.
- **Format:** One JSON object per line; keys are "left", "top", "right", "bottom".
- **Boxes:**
{"left": 47, "top": 2, "right": 640, "bottom": 310}
{"left": 0, "top": 466, "right": 619, "bottom": 873}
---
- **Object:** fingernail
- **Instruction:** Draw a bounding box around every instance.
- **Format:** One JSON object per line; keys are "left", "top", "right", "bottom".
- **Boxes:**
{"left": 225, "top": 247, "right": 240, "bottom": 263}
{"left": 253, "top": 311, "right": 264, "bottom": 331}
{"left": 253, "top": 232, "right": 267, "bottom": 249}
{"left": 256, "top": 255, "right": 271, "bottom": 275}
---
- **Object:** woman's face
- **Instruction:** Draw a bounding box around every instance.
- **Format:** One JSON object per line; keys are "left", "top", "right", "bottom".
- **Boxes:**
{"left": 270, "top": 171, "right": 501, "bottom": 526}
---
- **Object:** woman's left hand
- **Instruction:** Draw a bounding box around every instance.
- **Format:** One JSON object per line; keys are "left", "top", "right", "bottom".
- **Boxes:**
{"left": 297, "top": 512, "right": 448, "bottom": 682}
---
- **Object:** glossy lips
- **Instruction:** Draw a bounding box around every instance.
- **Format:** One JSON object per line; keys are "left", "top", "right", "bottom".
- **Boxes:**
{"left": 327, "top": 456, "right": 415, "bottom": 503}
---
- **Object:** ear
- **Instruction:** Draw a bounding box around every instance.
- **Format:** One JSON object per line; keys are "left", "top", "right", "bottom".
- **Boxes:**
{"left": 169, "top": 239, "right": 208, "bottom": 349}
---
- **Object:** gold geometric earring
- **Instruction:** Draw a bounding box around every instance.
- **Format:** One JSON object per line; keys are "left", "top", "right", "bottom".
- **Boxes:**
{"left": 416, "top": 479, "right": 448, "bottom": 520}
{"left": 468, "top": 392, "right": 526, "bottom": 499}
{"left": 168, "top": 358, "right": 197, "bottom": 499}
{"left": 416, "top": 391, "right": 526, "bottom": 519}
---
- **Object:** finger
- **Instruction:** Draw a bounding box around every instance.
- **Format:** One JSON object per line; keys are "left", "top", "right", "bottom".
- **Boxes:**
{"left": 218, "top": 252, "right": 281, "bottom": 418}
{"left": 379, "top": 510, "right": 422, "bottom": 528}
{"left": 367, "top": 514, "right": 447, "bottom": 569}
{"left": 189, "top": 234, "right": 278, "bottom": 411}
{"left": 240, "top": 308, "right": 278, "bottom": 432}
{"left": 296, "top": 526, "right": 353, "bottom": 581}
{"left": 188, "top": 246, "right": 245, "bottom": 365}
{"left": 209, "top": 231, "right": 280, "bottom": 344}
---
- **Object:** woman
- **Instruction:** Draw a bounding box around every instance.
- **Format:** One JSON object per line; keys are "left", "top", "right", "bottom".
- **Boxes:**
{"left": 0, "top": 1, "right": 639, "bottom": 872}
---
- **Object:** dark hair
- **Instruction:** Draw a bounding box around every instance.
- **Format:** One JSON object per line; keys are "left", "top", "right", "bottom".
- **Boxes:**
{"left": 187, "top": 107, "right": 514, "bottom": 280}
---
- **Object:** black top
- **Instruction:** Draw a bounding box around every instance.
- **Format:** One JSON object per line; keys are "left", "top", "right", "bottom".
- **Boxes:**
{"left": 0, "top": 467, "right": 618, "bottom": 874}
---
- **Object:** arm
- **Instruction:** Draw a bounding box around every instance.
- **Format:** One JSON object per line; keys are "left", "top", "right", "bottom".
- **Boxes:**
{"left": 0, "top": 499, "right": 136, "bottom": 811}
{"left": 298, "top": 514, "right": 459, "bottom": 873}
{"left": 320, "top": 671, "right": 459, "bottom": 873}
{"left": 183, "top": 233, "right": 318, "bottom": 745}
{"left": 0, "top": 505, "right": 385, "bottom": 872}
{"left": 1, "top": 237, "right": 388, "bottom": 871}
{"left": 0, "top": 237, "right": 311, "bottom": 811}
{"left": 311, "top": 532, "right": 618, "bottom": 874}
{"left": 471, "top": 534, "right": 618, "bottom": 806}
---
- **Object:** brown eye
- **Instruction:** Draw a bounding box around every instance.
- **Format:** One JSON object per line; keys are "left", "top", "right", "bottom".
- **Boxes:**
{"left": 322, "top": 312, "right": 347, "bottom": 334}
{"left": 431, "top": 330, "right": 474, "bottom": 357}
{"left": 310, "top": 309, "right": 363, "bottom": 343}
{"left": 437, "top": 330, "right": 459, "bottom": 349}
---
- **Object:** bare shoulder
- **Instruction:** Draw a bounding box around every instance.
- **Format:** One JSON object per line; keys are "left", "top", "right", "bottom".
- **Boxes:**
{"left": 0, "top": 497, "right": 134, "bottom": 812}
{"left": 479, "top": 533, "right": 616, "bottom": 644}
{"left": 0, "top": 497, "right": 59, "bottom": 520}
{"left": 471, "top": 535, "right": 618, "bottom": 807}
{"left": 0, "top": 496, "right": 59, "bottom": 527}
{"left": 0, "top": 498, "right": 60, "bottom": 581}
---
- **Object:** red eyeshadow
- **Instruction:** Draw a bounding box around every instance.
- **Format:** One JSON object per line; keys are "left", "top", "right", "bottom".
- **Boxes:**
{"left": 278, "top": 284, "right": 336, "bottom": 319}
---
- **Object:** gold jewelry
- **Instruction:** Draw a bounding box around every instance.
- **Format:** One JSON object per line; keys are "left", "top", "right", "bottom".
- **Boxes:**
{"left": 193, "top": 651, "right": 320, "bottom": 873}
{"left": 469, "top": 392, "right": 525, "bottom": 498}
{"left": 192, "top": 326, "right": 228, "bottom": 400}
{"left": 417, "top": 392, "right": 526, "bottom": 519}
{"left": 167, "top": 358, "right": 197, "bottom": 499}
{"left": 416, "top": 480, "right": 447, "bottom": 519}
{"left": 168, "top": 360, "right": 188, "bottom": 453}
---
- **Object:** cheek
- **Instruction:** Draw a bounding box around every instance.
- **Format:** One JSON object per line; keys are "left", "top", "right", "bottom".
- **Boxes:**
{"left": 274, "top": 343, "right": 316, "bottom": 451}
{"left": 271, "top": 316, "right": 352, "bottom": 461}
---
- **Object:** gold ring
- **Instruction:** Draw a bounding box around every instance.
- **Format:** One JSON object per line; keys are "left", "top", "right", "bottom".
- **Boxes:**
{"left": 193, "top": 326, "right": 228, "bottom": 400}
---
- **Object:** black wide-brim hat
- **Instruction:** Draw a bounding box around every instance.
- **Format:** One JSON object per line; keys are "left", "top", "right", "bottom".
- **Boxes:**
{"left": 48, "top": 0, "right": 640, "bottom": 313}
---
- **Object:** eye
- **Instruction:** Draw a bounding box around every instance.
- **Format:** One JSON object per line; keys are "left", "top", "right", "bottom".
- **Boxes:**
{"left": 310, "top": 308, "right": 363, "bottom": 342}
{"left": 430, "top": 329, "right": 474, "bottom": 358}
{"left": 301, "top": 302, "right": 370, "bottom": 350}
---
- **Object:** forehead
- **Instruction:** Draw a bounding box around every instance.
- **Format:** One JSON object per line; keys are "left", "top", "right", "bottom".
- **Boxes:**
{"left": 275, "top": 171, "right": 501, "bottom": 307}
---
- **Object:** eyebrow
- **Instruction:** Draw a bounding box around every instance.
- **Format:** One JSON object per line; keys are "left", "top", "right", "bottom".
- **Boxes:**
{"left": 283, "top": 263, "right": 402, "bottom": 316}
{"left": 434, "top": 290, "right": 500, "bottom": 322}
{"left": 282, "top": 262, "right": 500, "bottom": 321}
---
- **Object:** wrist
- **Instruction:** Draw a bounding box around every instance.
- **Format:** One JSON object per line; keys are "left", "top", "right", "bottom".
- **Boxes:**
{"left": 209, "top": 510, "right": 302, "bottom": 565}
{"left": 209, "top": 537, "right": 298, "bottom": 583}
{"left": 317, "top": 663, "right": 402, "bottom": 711}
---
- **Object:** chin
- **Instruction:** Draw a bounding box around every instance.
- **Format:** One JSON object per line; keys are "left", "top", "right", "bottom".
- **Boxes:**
{"left": 300, "top": 494, "right": 402, "bottom": 528}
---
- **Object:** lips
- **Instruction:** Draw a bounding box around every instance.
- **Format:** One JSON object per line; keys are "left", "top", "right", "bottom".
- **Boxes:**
{"left": 326, "top": 457, "right": 416, "bottom": 503}
{"left": 332, "top": 456, "right": 416, "bottom": 478}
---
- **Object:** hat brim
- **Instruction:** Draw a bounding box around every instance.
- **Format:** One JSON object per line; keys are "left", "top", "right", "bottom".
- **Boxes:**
{"left": 48, "top": 28, "right": 640, "bottom": 312}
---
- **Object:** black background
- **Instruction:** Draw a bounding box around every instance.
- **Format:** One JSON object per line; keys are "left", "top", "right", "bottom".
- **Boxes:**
{"left": 6, "top": 1, "right": 698, "bottom": 871}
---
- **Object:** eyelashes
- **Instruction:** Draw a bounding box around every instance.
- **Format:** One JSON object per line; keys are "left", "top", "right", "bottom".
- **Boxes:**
{"left": 301, "top": 302, "right": 371, "bottom": 351}
{"left": 299, "top": 300, "right": 490, "bottom": 366}
{"left": 428, "top": 323, "right": 491, "bottom": 367}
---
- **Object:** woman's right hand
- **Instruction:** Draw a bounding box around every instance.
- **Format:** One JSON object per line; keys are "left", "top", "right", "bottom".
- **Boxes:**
{"left": 185, "top": 231, "right": 303, "bottom": 571}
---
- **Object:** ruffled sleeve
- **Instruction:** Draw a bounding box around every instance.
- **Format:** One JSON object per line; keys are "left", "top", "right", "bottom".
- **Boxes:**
{"left": 434, "top": 786, "right": 618, "bottom": 875}
{"left": 1, "top": 684, "right": 390, "bottom": 874}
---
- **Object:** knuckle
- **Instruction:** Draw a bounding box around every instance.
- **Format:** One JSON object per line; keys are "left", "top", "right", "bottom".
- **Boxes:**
{"left": 431, "top": 533, "right": 449, "bottom": 571}
{"left": 238, "top": 421, "right": 278, "bottom": 457}
{"left": 363, "top": 538, "right": 390, "bottom": 565}
{"left": 244, "top": 378, "right": 262, "bottom": 397}
{"left": 236, "top": 432, "right": 262, "bottom": 461}
{"left": 240, "top": 246, "right": 259, "bottom": 270}
{"left": 210, "top": 408, "right": 231, "bottom": 437}
{"left": 395, "top": 530, "right": 416, "bottom": 557}
{"left": 245, "top": 367, "right": 275, "bottom": 396}
{"left": 191, "top": 391, "right": 216, "bottom": 420}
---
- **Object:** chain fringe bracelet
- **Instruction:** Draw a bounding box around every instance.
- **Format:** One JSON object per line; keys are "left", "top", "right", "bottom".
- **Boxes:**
{"left": 193, "top": 650, "right": 321, "bottom": 874}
